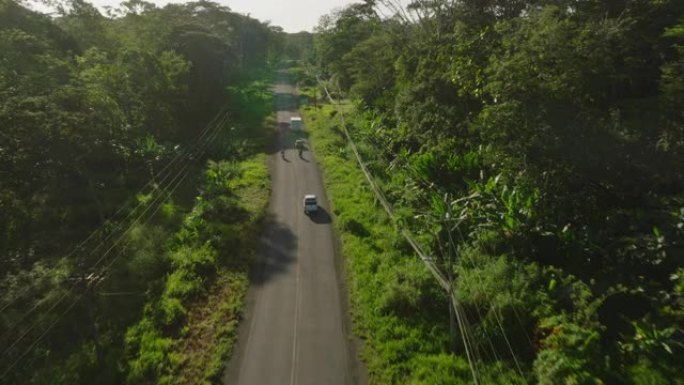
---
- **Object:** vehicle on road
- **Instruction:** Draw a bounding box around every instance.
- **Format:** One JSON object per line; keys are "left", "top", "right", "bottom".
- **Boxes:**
{"left": 303, "top": 194, "right": 318, "bottom": 214}
{"left": 290, "top": 116, "right": 302, "bottom": 130}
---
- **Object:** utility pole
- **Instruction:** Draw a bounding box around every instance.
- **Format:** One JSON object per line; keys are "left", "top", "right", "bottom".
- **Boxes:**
{"left": 85, "top": 273, "right": 104, "bottom": 366}
{"left": 444, "top": 194, "right": 481, "bottom": 385}
{"left": 444, "top": 193, "right": 456, "bottom": 351}
{"left": 71, "top": 272, "right": 104, "bottom": 366}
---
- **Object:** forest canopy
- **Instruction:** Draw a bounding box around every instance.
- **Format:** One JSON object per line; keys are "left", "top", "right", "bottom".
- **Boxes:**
{"left": 0, "top": 0, "right": 278, "bottom": 383}
{"left": 306, "top": 0, "right": 684, "bottom": 383}
{"left": 2, "top": 0, "right": 684, "bottom": 383}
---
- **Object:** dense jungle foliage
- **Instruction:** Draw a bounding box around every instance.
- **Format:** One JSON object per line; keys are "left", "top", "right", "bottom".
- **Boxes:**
{"left": 3, "top": 0, "right": 684, "bottom": 383}
{"left": 0, "top": 0, "right": 276, "bottom": 383}
{"left": 303, "top": 0, "right": 684, "bottom": 383}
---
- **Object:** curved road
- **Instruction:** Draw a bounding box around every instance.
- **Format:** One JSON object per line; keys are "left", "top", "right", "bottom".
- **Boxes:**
{"left": 223, "top": 71, "right": 364, "bottom": 385}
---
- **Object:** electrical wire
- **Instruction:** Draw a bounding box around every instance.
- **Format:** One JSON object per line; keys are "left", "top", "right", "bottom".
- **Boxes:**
{"left": 358, "top": 100, "right": 534, "bottom": 378}
{"left": 0, "top": 133, "right": 214, "bottom": 361}
{"left": 319, "top": 79, "right": 483, "bottom": 384}
{"left": 0, "top": 117, "right": 225, "bottom": 345}
{"left": 0, "top": 128, "right": 221, "bottom": 379}
{"left": 0, "top": 108, "right": 230, "bottom": 312}
{"left": 0, "top": 111, "right": 228, "bottom": 375}
{"left": 318, "top": 72, "right": 537, "bottom": 383}
{"left": 0, "top": 295, "right": 82, "bottom": 380}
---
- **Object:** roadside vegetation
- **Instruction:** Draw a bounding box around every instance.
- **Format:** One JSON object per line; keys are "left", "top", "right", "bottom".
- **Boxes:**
{"left": 4, "top": 0, "right": 684, "bottom": 383}
{"left": 299, "top": 0, "right": 684, "bottom": 383}
{"left": 125, "top": 154, "right": 270, "bottom": 385}
{"left": 0, "top": 1, "right": 275, "bottom": 383}
{"left": 303, "top": 104, "right": 484, "bottom": 383}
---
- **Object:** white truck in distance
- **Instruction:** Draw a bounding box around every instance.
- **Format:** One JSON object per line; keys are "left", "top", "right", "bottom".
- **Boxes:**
{"left": 290, "top": 116, "right": 302, "bottom": 130}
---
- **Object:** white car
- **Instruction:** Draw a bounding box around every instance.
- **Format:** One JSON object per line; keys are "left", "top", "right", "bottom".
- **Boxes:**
{"left": 303, "top": 194, "right": 318, "bottom": 214}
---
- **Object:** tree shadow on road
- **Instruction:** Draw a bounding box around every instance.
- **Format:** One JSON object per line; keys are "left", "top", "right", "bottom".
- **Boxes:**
{"left": 266, "top": 127, "right": 311, "bottom": 155}
{"left": 250, "top": 214, "right": 297, "bottom": 286}
{"left": 274, "top": 92, "right": 298, "bottom": 112}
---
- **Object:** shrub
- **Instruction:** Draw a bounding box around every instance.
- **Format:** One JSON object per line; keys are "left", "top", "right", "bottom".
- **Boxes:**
{"left": 533, "top": 316, "right": 603, "bottom": 385}
{"left": 159, "top": 296, "right": 186, "bottom": 327}
{"left": 170, "top": 244, "right": 217, "bottom": 276}
{"left": 407, "top": 353, "right": 471, "bottom": 385}
{"left": 125, "top": 318, "right": 175, "bottom": 385}
{"left": 164, "top": 269, "right": 204, "bottom": 300}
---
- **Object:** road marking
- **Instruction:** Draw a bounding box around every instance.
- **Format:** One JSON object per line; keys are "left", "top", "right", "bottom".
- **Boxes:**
{"left": 290, "top": 132, "right": 302, "bottom": 385}
{"left": 236, "top": 235, "right": 267, "bottom": 384}
{"left": 290, "top": 250, "right": 301, "bottom": 385}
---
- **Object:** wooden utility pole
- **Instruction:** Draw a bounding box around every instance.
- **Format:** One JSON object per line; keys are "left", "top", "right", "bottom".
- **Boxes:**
{"left": 444, "top": 193, "right": 456, "bottom": 351}
{"left": 71, "top": 273, "right": 104, "bottom": 366}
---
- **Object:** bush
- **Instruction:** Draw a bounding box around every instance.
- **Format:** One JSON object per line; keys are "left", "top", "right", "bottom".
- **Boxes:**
{"left": 159, "top": 296, "right": 186, "bottom": 327}
{"left": 170, "top": 244, "right": 217, "bottom": 276}
{"left": 533, "top": 316, "right": 603, "bottom": 385}
{"left": 407, "top": 354, "right": 471, "bottom": 385}
{"left": 164, "top": 270, "right": 204, "bottom": 300}
{"left": 125, "top": 318, "right": 175, "bottom": 385}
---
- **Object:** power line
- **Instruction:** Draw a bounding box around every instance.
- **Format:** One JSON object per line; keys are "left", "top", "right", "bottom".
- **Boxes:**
{"left": 0, "top": 143, "right": 211, "bottom": 378}
{"left": 0, "top": 111, "right": 229, "bottom": 378}
{"left": 452, "top": 225, "right": 529, "bottom": 378}
{"left": 0, "top": 116, "right": 225, "bottom": 346}
{"left": 318, "top": 78, "right": 450, "bottom": 288}
{"left": 337, "top": 86, "right": 534, "bottom": 377}
{"left": 0, "top": 141, "right": 204, "bottom": 362}
{"left": 0, "top": 152, "right": 202, "bottom": 377}
{"left": 370, "top": 124, "right": 533, "bottom": 376}
{"left": 0, "top": 108, "right": 230, "bottom": 313}
{"left": 0, "top": 295, "right": 82, "bottom": 380}
{"left": 317, "top": 77, "right": 481, "bottom": 384}
{"left": 451, "top": 294, "right": 481, "bottom": 385}
{"left": 315, "top": 73, "right": 535, "bottom": 383}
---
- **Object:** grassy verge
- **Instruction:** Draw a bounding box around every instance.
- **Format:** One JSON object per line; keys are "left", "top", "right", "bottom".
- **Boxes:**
{"left": 124, "top": 77, "right": 273, "bottom": 385}
{"left": 301, "top": 92, "right": 556, "bottom": 384}
{"left": 302, "top": 104, "right": 526, "bottom": 384}
{"left": 173, "top": 154, "right": 270, "bottom": 385}
{"left": 124, "top": 152, "right": 270, "bottom": 385}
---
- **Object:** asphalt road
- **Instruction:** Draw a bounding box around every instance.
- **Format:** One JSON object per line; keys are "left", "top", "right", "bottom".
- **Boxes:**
{"left": 223, "top": 71, "right": 363, "bottom": 385}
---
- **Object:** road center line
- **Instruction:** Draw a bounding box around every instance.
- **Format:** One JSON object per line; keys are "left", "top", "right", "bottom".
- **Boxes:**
{"left": 290, "top": 137, "right": 302, "bottom": 385}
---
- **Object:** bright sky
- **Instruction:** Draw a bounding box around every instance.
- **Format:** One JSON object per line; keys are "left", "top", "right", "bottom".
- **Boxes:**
{"left": 200, "top": 0, "right": 358, "bottom": 32}
{"left": 45, "top": 0, "right": 360, "bottom": 33}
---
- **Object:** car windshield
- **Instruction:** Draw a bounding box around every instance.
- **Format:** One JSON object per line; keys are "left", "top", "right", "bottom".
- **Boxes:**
{"left": 305, "top": 198, "right": 316, "bottom": 204}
